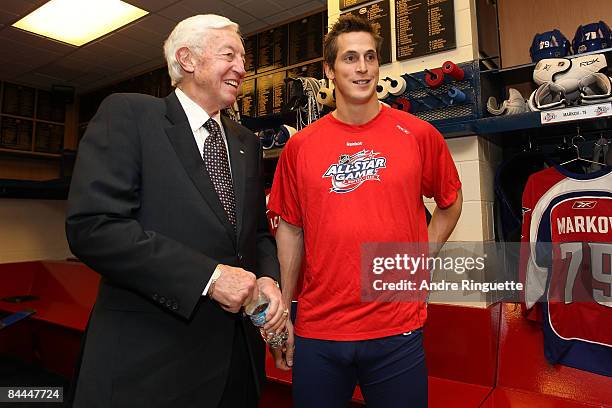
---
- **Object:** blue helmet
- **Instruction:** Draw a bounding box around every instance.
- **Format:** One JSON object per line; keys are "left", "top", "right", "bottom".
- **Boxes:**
{"left": 572, "top": 21, "right": 612, "bottom": 54}
{"left": 530, "top": 29, "right": 571, "bottom": 62}
{"left": 258, "top": 129, "right": 276, "bottom": 150}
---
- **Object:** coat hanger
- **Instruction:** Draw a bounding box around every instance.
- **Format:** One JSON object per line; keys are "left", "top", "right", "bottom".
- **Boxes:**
{"left": 556, "top": 134, "right": 572, "bottom": 151}
{"left": 520, "top": 133, "right": 534, "bottom": 152}
{"left": 595, "top": 133, "right": 607, "bottom": 145}
{"left": 559, "top": 126, "right": 606, "bottom": 166}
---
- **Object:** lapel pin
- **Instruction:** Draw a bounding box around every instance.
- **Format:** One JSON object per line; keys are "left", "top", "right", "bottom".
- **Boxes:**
{"left": 239, "top": 150, "right": 245, "bottom": 154}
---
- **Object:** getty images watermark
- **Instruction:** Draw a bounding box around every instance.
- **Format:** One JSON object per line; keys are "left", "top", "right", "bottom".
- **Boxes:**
{"left": 360, "top": 242, "right": 611, "bottom": 305}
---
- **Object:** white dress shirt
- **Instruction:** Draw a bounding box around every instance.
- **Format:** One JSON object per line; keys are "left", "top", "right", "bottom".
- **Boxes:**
{"left": 174, "top": 88, "right": 232, "bottom": 296}
{"left": 175, "top": 88, "right": 233, "bottom": 175}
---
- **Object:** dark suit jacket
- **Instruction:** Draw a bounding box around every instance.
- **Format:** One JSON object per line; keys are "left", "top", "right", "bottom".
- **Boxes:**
{"left": 66, "top": 92, "right": 279, "bottom": 408}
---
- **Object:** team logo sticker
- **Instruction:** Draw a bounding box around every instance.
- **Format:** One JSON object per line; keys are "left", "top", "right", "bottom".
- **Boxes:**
{"left": 322, "top": 149, "right": 387, "bottom": 193}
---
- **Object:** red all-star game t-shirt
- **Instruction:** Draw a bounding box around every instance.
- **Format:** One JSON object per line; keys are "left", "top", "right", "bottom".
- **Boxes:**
{"left": 269, "top": 105, "right": 461, "bottom": 340}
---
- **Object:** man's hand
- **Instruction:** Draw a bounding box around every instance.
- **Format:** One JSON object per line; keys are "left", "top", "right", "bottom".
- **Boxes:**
{"left": 210, "top": 265, "right": 258, "bottom": 313}
{"left": 271, "top": 319, "right": 295, "bottom": 370}
{"left": 258, "top": 277, "right": 287, "bottom": 334}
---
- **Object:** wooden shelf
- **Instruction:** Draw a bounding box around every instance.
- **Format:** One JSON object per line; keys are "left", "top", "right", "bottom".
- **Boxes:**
{"left": 435, "top": 105, "right": 612, "bottom": 143}
{"left": 263, "top": 147, "right": 283, "bottom": 160}
{"left": 0, "top": 148, "right": 61, "bottom": 159}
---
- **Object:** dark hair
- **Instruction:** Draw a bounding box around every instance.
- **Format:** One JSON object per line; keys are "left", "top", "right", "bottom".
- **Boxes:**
{"left": 323, "top": 14, "right": 382, "bottom": 70}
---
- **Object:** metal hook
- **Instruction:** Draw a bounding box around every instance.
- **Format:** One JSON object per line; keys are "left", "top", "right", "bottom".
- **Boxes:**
{"left": 570, "top": 125, "right": 584, "bottom": 151}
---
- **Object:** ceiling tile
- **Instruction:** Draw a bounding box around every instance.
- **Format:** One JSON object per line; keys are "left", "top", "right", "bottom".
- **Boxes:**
{"left": 78, "top": 58, "right": 163, "bottom": 93}
{"left": 73, "top": 72, "right": 113, "bottom": 88}
{"left": 117, "top": 24, "right": 162, "bottom": 44}
{"left": 98, "top": 32, "right": 161, "bottom": 59}
{"left": 127, "top": 0, "right": 178, "bottom": 13}
{"left": 56, "top": 55, "right": 115, "bottom": 79}
{"left": 75, "top": 40, "right": 123, "bottom": 57}
{"left": 225, "top": 0, "right": 251, "bottom": 6}
{"left": 34, "top": 61, "right": 90, "bottom": 81}
{"left": 177, "top": 0, "right": 214, "bottom": 11}
{"left": 0, "top": 61, "right": 35, "bottom": 81}
{"left": 268, "top": 0, "right": 327, "bottom": 15}
{"left": 61, "top": 56, "right": 115, "bottom": 76}
{"left": 0, "top": 27, "right": 76, "bottom": 54}
{"left": 97, "top": 51, "right": 149, "bottom": 71}
{"left": 12, "top": 73, "right": 61, "bottom": 90}
{"left": 216, "top": 3, "right": 256, "bottom": 26}
{"left": 287, "top": 1, "right": 325, "bottom": 17}
{"left": 0, "top": 38, "right": 16, "bottom": 58}
{"left": 1, "top": 0, "right": 40, "bottom": 16}
{"left": 0, "top": 40, "right": 63, "bottom": 68}
{"left": 0, "top": 9, "right": 19, "bottom": 25}
{"left": 224, "top": 0, "right": 282, "bottom": 20}
{"left": 241, "top": 20, "right": 268, "bottom": 35}
{"left": 118, "top": 15, "right": 176, "bottom": 47}
{"left": 137, "top": 13, "right": 177, "bottom": 34}
{"left": 156, "top": 3, "right": 196, "bottom": 21}
{"left": 122, "top": 59, "right": 166, "bottom": 77}
{"left": 262, "top": 11, "right": 295, "bottom": 26}
{"left": 23, "top": 72, "right": 72, "bottom": 87}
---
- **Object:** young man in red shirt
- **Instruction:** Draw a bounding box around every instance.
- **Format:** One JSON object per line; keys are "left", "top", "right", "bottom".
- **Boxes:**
{"left": 269, "top": 15, "right": 462, "bottom": 407}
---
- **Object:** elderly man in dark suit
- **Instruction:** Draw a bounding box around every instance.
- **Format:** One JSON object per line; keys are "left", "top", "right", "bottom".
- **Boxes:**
{"left": 66, "top": 14, "right": 285, "bottom": 408}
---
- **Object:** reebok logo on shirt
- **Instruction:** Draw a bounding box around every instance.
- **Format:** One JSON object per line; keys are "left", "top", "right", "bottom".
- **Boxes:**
{"left": 322, "top": 149, "right": 387, "bottom": 194}
{"left": 572, "top": 201, "right": 597, "bottom": 209}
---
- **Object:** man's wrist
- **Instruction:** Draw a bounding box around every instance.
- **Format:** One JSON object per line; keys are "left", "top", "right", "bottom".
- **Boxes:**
{"left": 208, "top": 265, "right": 224, "bottom": 297}
{"left": 259, "top": 275, "right": 280, "bottom": 289}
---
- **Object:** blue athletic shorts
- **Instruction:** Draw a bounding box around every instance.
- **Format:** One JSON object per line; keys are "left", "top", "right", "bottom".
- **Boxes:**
{"left": 292, "top": 329, "right": 427, "bottom": 408}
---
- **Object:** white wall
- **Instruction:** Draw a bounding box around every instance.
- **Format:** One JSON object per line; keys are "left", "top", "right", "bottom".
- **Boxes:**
{"left": 423, "top": 136, "right": 500, "bottom": 243}
{"left": 0, "top": 199, "right": 72, "bottom": 264}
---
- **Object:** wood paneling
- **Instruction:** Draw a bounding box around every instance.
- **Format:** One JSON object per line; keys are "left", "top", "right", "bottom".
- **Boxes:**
{"left": 498, "top": 0, "right": 612, "bottom": 67}
{"left": 0, "top": 157, "right": 60, "bottom": 181}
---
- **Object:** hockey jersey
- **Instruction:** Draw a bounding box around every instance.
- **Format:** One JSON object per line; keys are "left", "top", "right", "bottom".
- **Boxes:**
{"left": 265, "top": 188, "right": 280, "bottom": 236}
{"left": 520, "top": 165, "right": 612, "bottom": 377}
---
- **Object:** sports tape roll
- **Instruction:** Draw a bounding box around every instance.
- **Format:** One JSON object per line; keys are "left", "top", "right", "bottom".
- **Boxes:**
{"left": 383, "top": 76, "right": 407, "bottom": 96}
{"left": 442, "top": 61, "right": 465, "bottom": 81}
{"left": 317, "top": 87, "right": 335, "bottom": 108}
{"left": 448, "top": 87, "right": 466, "bottom": 104}
{"left": 394, "top": 97, "right": 412, "bottom": 112}
{"left": 376, "top": 81, "right": 390, "bottom": 100}
{"left": 425, "top": 68, "right": 444, "bottom": 88}
{"left": 402, "top": 73, "right": 425, "bottom": 89}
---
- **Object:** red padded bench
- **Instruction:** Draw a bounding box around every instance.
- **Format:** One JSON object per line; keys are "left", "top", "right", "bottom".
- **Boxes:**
{"left": 0, "top": 260, "right": 99, "bottom": 377}
{"left": 265, "top": 303, "right": 500, "bottom": 407}
{"left": 482, "top": 303, "right": 612, "bottom": 408}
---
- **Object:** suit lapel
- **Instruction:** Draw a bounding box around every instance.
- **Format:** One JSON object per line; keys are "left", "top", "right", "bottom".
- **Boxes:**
{"left": 163, "top": 93, "right": 237, "bottom": 246}
{"left": 222, "top": 116, "right": 247, "bottom": 241}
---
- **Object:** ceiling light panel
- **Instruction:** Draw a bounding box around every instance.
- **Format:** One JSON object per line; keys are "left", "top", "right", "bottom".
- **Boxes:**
{"left": 12, "top": 0, "right": 148, "bottom": 47}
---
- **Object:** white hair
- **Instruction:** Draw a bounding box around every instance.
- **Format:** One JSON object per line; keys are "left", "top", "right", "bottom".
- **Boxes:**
{"left": 163, "top": 14, "right": 239, "bottom": 86}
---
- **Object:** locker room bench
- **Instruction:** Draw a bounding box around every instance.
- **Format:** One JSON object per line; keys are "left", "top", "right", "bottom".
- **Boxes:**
{"left": 0, "top": 260, "right": 99, "bottom": 377}
{"left": 481, "top": 303, "right": 612, "bottom": 408}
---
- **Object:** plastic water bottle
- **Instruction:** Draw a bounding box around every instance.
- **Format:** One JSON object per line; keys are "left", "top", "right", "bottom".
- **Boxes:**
{"left": 244, "top": 292, "right": 288, "bottom": 348}
{"left": 244, "top": 292, "right": 269, "bottom": 327}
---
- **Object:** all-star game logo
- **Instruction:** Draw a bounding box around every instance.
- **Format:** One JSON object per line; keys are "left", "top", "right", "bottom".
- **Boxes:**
{"left": 322, "top": 149, "right": 387, "bottom": 193}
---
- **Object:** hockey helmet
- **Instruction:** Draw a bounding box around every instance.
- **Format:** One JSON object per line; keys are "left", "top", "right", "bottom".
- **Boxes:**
{"left": 572, "top": 21, "right": 612, "bottom": 54}
{"left": 530, "top": 29, "right": 571, "bottom": 62}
